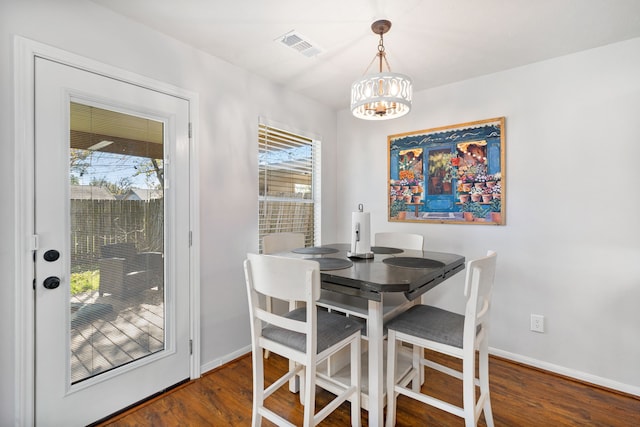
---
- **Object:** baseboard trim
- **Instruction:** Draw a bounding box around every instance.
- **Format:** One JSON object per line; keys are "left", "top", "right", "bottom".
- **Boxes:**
{"left": 200, "top": 345, "right": 251, "bottom": 374}
{"left": 200, "top": 345, "right": 640, "bottom": 398}
{"left": 490, "top": 347, "right": 640, "bottom": 398}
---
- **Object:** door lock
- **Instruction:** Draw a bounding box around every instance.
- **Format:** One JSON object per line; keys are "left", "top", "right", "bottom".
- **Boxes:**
{"left": 43, "top": 249, "right": 60, "bottom": 262}
{"left": 43, "top": 276, "right": 60, "bottom": 290}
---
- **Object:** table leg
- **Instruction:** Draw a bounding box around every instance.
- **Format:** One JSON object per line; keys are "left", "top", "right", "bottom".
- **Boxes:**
{"left": 368, "top": 299, "right": 384, "bottom": 427}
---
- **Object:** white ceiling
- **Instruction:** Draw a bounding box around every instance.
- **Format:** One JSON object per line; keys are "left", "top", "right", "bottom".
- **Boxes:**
{"left": 91, "top": 0, "right": 640, "bottom": 110}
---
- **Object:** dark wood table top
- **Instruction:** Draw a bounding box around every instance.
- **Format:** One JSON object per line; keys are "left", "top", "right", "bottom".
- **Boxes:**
{"left": 284, "top": 243, "right": 465, "bottom": 302}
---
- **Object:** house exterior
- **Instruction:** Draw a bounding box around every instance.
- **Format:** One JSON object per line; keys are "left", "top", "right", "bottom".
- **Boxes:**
{"left": 70, "top": 185, "right": 116, "bottom": 200}
{"left": 121, "top": 187, "right": 163, "bottom": 201}
{"left": 1, "top": 1, "right": 639, "bottom": 424}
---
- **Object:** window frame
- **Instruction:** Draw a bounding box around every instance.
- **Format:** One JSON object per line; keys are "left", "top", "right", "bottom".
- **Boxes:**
{"left": 258, "top": 120, "right": 320, "bottom": 252}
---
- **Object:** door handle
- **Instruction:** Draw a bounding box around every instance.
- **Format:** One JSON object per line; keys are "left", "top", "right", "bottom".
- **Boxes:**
{"left": 43, "top": 276, "right": 60, "bottom": 290}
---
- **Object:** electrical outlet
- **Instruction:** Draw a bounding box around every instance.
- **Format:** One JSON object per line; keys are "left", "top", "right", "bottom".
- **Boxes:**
{"left": 530, "top": 314, "right": 545, "bottom": 333}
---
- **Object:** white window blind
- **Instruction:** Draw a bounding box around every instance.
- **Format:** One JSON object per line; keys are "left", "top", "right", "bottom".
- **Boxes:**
{"left": 258, "top": 122, "right": 319, "bottom": 252}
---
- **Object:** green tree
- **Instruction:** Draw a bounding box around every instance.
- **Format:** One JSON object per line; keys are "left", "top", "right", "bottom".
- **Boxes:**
{"left": 70, "top": 148, "right": 92, "bottom": 178}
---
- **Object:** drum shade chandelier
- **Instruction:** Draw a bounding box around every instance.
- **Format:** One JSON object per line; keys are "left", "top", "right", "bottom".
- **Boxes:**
{"left": 350, "top": 19, "right": 412, "bottom": 120}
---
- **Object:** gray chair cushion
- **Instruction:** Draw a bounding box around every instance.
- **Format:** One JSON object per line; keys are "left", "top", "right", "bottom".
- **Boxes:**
{"left": 262, "top": 308, "right": 362, "bottom": 353}
{"left": 385, "top": 305, "right": 473, "bottom": 349}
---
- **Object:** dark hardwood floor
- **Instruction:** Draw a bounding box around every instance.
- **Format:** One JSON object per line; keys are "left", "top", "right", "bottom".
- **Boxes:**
{"left": 98, "top": 351, "right": 640, "bottom": 426}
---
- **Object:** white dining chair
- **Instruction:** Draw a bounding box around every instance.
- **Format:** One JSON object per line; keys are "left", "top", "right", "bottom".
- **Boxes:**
{"left": 262, "top": 232, "right": 305, "bottom": 358}
{"left": 385, "top": 250, "right": 497, "bottom": 427}
{"left": 374, "top": 232, "right": 423, "bottom": 251}
{"left": 244, "top": 254, "right": 362, "bottom": 427}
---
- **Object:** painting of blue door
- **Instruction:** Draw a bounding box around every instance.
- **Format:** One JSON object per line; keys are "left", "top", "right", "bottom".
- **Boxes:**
{"left": 388, "top": 117, "right": 505, "bottom": 224}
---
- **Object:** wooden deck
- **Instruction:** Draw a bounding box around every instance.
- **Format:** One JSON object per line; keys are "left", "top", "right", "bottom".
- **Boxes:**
{"left": 70, "top": 289, "right": 164, "bottom": 383}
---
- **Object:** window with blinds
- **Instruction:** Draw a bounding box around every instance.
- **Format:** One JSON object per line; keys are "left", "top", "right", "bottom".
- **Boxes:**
{"left": 258, "top": 122, "right": 319, "bottom": 252}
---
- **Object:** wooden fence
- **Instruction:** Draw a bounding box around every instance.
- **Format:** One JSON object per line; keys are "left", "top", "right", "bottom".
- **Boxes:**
{"left": 71, "top": 199, "right": 163, "bottom": 265}
{"left": 258, "top": 198, "right": 314, "bottom": 252}
{"left": 71, "top": 197, "right": 314, "bottom": 264}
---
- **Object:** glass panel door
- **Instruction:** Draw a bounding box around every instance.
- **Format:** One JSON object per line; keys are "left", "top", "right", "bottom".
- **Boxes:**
{"left": 36, "top": 57, "right": 190, "bottom": 425}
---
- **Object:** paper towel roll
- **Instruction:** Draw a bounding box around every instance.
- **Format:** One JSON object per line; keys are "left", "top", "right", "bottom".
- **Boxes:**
{"left": 350, "top": 211, "right": 371, "bottom": 255}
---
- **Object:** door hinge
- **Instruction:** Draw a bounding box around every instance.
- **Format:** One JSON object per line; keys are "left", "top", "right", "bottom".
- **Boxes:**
{"left": 189, "top": 231, "right": 193, "bottom": 247}
{"left": 30, "top": 234, "right": 39, "bottom": 251}
{"left": 189, "top": 339, "right": 193, "bottom": 355}
{"left": 188, "top": 122, "right": 192, "bottom": 139}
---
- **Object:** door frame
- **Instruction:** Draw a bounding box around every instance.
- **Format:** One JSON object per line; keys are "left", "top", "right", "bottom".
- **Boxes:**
{"left": 13, "top": 36, "right": 201, "bottom": 425}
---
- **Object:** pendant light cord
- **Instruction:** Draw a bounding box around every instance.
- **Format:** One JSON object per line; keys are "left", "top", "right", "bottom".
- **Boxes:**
{"left": 361, "top": 31, "right": 393, "bottom": 76}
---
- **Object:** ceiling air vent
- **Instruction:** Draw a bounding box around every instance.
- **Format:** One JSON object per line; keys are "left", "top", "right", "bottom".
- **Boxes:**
{"left": 276, "top": 30, "right": 323, "bottom": 58}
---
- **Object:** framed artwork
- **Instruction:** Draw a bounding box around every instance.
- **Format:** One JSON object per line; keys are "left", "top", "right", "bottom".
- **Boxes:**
{"left": 388, "top": 117, "right": 505, "bottom": 224}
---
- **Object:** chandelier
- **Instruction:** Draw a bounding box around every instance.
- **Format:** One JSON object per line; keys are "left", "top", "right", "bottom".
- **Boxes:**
{"left": 350, "top": 19, "right": 413, "bottom": 120}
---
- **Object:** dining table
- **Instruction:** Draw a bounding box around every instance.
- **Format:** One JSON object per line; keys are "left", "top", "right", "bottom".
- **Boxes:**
{"left": 280, "top": 243, "right": 466, "bottom": 427}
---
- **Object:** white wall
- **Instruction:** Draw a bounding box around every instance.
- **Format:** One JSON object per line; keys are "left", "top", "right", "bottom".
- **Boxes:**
{"left": 336, "top": 37, "right": 640, "bottom": 394}
{"left": 0, "top": 0, "right": 337, "bottom": 424}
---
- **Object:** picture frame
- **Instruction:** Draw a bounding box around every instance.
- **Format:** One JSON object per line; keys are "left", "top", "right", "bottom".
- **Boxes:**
{"left": 388, "top": 117, "right": 505, "bottom": 225}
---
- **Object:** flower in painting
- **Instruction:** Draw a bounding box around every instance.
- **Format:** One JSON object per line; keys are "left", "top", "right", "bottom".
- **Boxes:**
{"left": 491, "top": 182, "right": 501, "bottom": 194}
{"left": 398, "top": 170, "right": 415, "bottom": 181}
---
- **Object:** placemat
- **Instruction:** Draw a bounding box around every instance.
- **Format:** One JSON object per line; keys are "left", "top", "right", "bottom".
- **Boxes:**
{"left": 371, "top": 246, "right": 403, "bottom": 254}
{"left": 382, "top": 257, "right": 445, "bottom": 269}
{"left": 292, "top": 246, "right": 339, "bottom": 255}
{"left": 305, "top": 257, "right": 353, "bottom": 270}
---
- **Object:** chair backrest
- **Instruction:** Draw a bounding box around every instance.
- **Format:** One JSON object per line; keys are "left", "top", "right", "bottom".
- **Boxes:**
{"left": 463, "top": 250, "right": 497, "bottom": 348}
{"left": 244, "top": 253, "right": 321, "bottom": 356}
{"left": 133, "top": 251, "right": 163, "bottom": 273}
{"left": 262, "top": 232, "right": 306, "bottom": 254}
{"left": 100, "top": 243, "right": 137, "bottom": 260}
{"left": 374, "top": 232, "right": 424, "bottom": 250}
{"left": 246, "top": 253, "right": 320, "bottom": 302}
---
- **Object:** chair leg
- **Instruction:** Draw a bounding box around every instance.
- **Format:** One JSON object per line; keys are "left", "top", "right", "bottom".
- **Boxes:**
{"left": 298, "top": 363, "right": 306, "bottom": 404}
{"left": 386, "top": 330, "right": 398, "bottom": 427}
{"left": 412, "top": 344, "right": 421, "bottom": 392}
{"left": 251, "top": 346, "right": 264, "bottom": 427}
{"left": 302, "top": 363, "right": 315, "bottom": 427}
{"left": 419, "top": 349, "right": 425, "bottom": 387}
{"left": 462, "top": 352, "right": 476, "bottom": 427}
{"left": 350, "top": 335, "right": 362, "bottom": 427}
{"left": 264, "top": 297, "right": 272, "bottom": 359}
{"left": 479, "top": 343, "right": 494, "bottom": 427}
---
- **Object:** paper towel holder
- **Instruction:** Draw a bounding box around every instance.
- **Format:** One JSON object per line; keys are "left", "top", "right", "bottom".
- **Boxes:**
{"left": 347, "top": 203, "right": 374, "bottom": 259}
